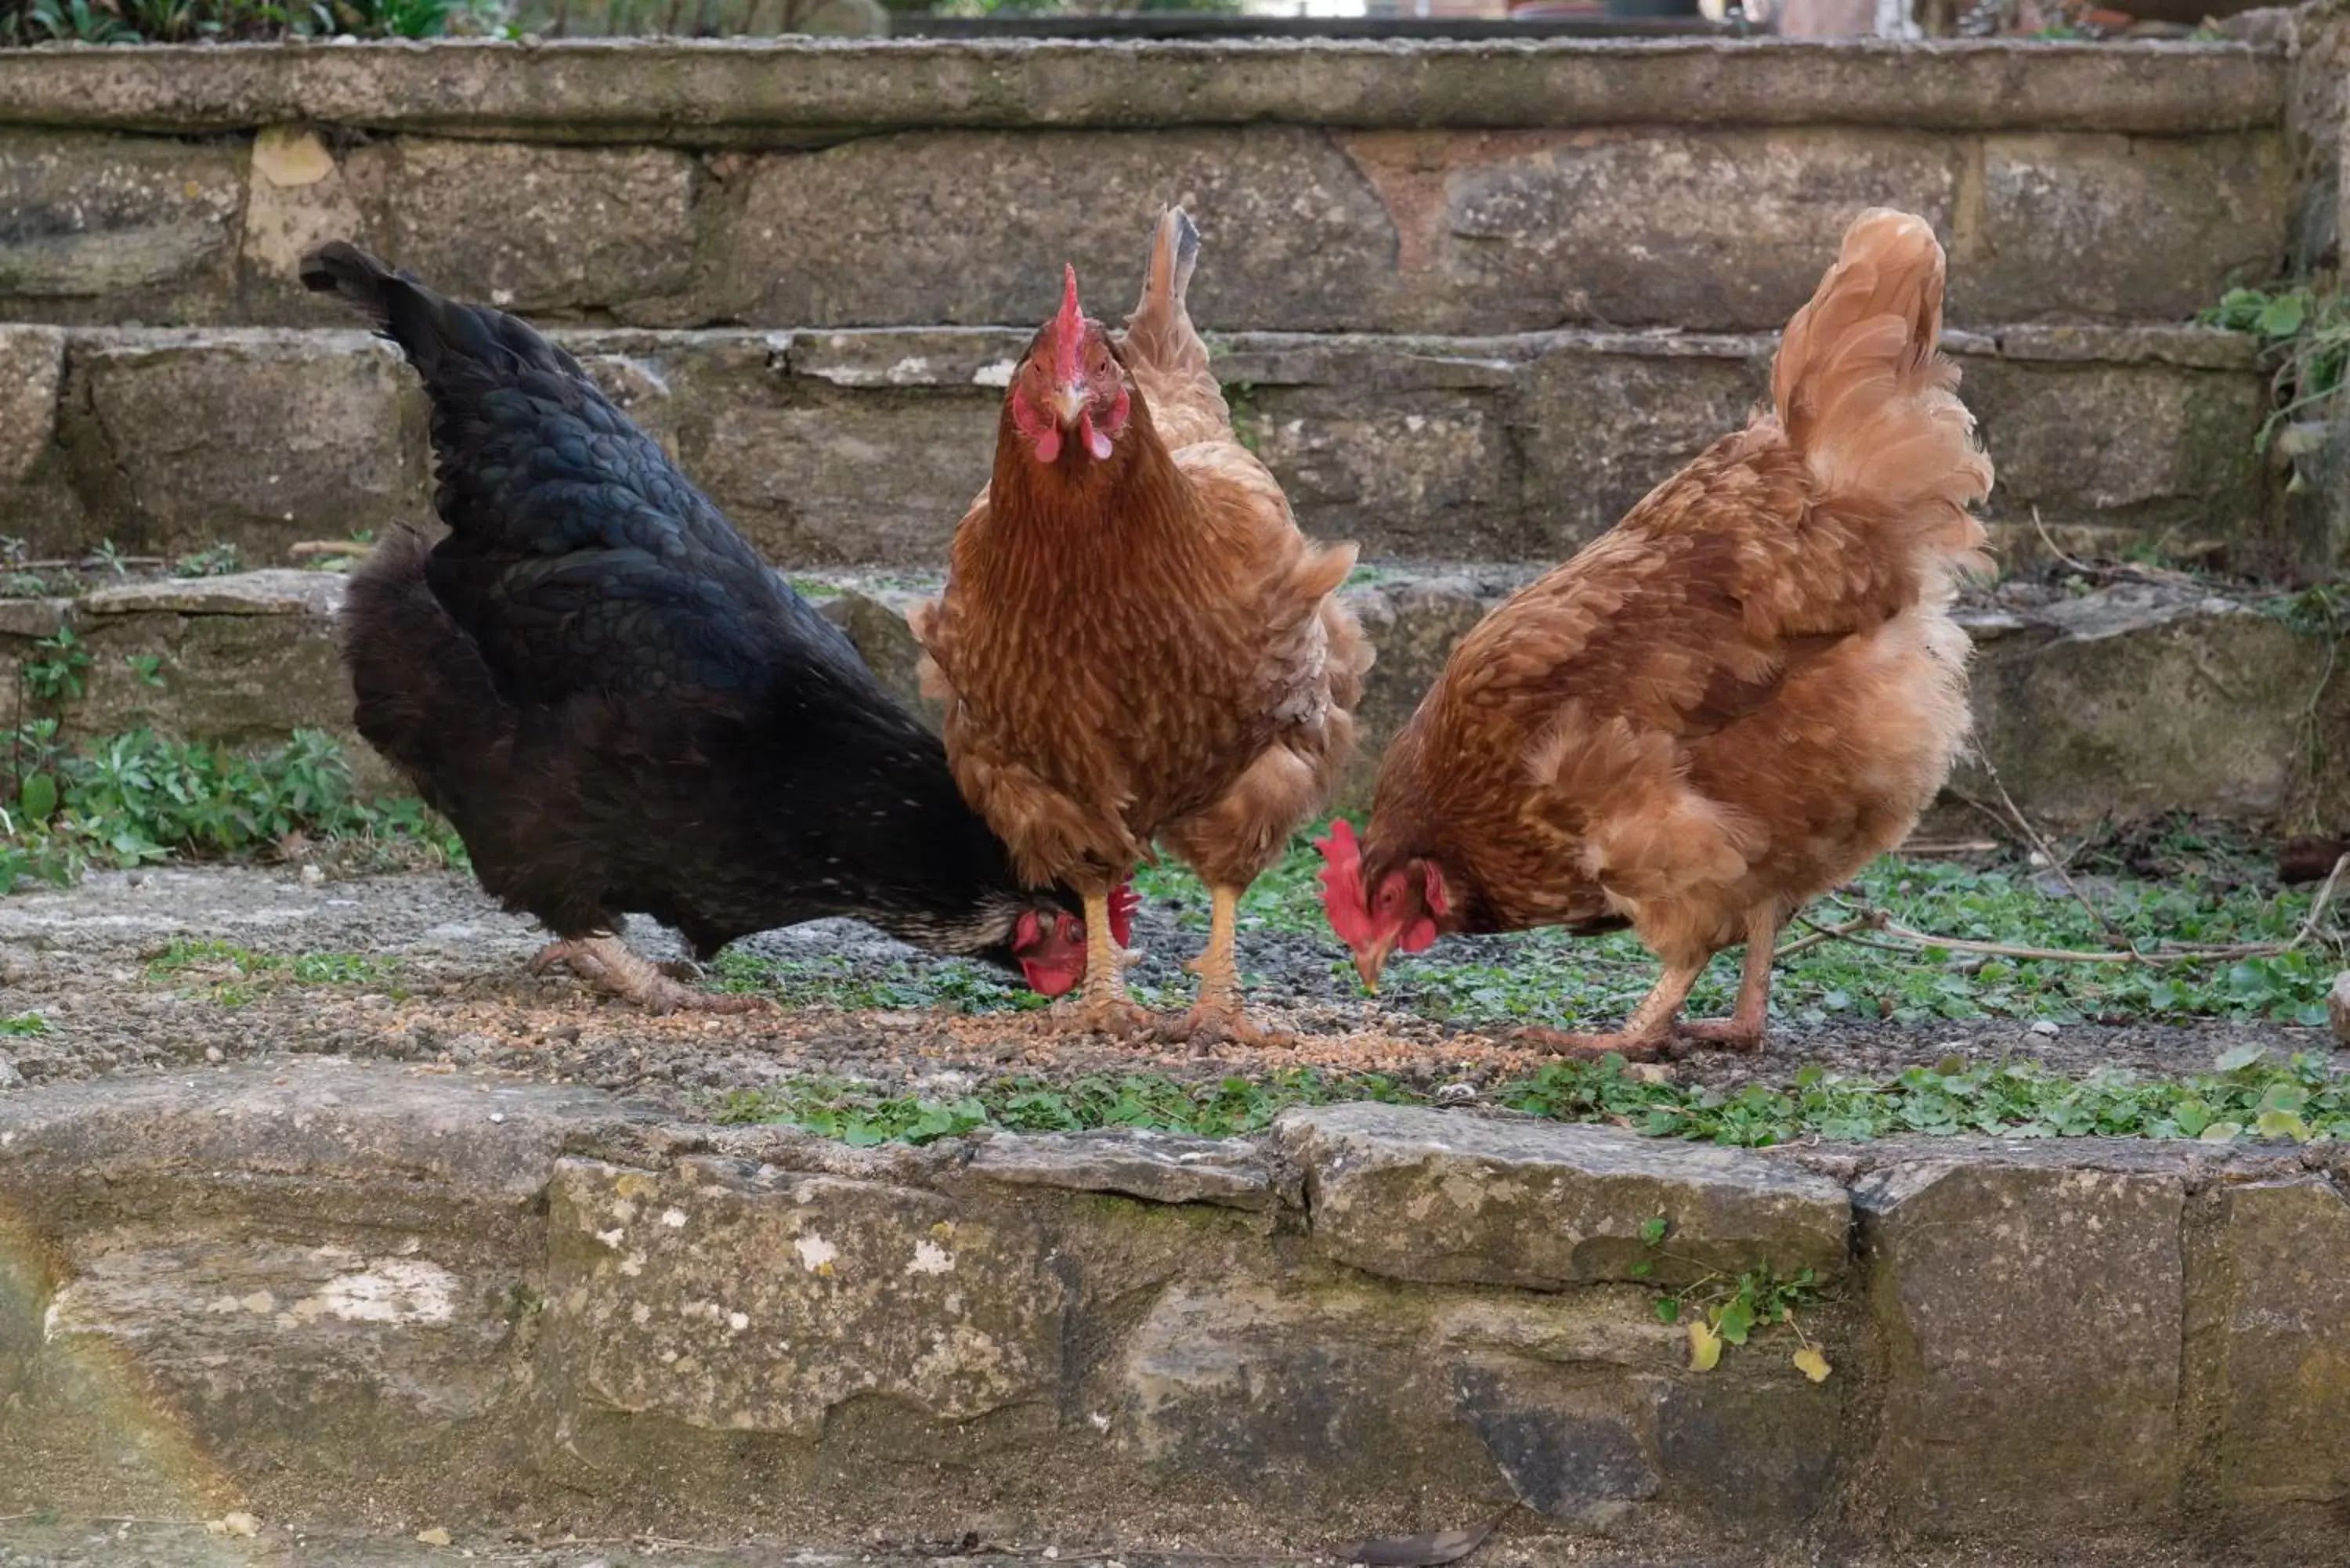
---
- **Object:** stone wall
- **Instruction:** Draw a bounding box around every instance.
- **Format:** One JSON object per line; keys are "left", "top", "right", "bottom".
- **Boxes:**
{"left": 9, "top": 1060, "right": 2350, "bottom": 1561}
{"left": 0, "top": 38, "right": 2323, "bottom": 573}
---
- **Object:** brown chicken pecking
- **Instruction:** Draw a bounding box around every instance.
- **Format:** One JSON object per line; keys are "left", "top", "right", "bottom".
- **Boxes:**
{"left": 911, "top": 208, "right": 1371, "bottom": 1045}
{"left": 1318, "top": 208, "right": 1993, "bottom": 1060}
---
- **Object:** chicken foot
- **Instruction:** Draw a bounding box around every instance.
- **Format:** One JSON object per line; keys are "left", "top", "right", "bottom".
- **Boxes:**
{"left": 1044, "top": 887, "right": 1155, "bottom": 1039}
{"left": 1516, "top": 909, "right": 1775, "bottom": 1060}
{"left": 1163, "top": 885, "right": 1282, "bottom": 1052}
{"left": 530, "top": 935, "right": 768, "bottom": 1017}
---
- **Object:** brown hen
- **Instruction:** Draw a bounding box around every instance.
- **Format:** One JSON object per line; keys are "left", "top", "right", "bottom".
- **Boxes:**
{"left": 1318, "top": 208, "right": 1993, "bottom": 1059}
{"left": 911, "top": 208, "right": 1370, "bottom": 1044}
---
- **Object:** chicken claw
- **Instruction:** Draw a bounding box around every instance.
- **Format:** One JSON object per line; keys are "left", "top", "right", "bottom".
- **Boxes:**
{"left": 1160, "top": 885, "right": 1289, "bottom": 1053}
{"left": 1513, "top": 1025, "right": 1683, "bottom": 1062}
{"left": 530, "top": 936, "right": 769, "bottom": 1017}
{"left": 1043, "top": 995, "right": 1159, "bottom": 1040}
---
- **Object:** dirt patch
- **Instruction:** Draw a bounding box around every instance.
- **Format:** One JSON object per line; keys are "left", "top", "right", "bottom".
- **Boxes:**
{"left": 0, "top": 866, "right": 2326, "bottom": 1122}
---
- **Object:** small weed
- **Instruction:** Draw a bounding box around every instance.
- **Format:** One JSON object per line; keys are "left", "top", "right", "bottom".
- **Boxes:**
{"left": 1, "top": 0, "right": 467, "bottom": 41}
{"left": 2201, "top": 284, "right": 2350, "bottom": 457}
{"left": 0, "top": 1012, "right": 46, "bottom": 1036}
{"left": 170, "top": 544, "right": 241, "bottom": 580}
{"left": 0, "top": 727, "right": 461, "bottom": 893}
{"left": 786, "top": 577, "right": 843, "bottom": 602}
{"left": 22, "top": 627, "right": 90, "bottom": 705}
{"left": 719, "top": 1048, "right": 2350, "bottom": 1151}
{"left": 1224, "top": 381, "right": 1265, "bottom": 455}
{"left": 718, "top": 1068, "right": 1414, "bottom": 1147}
{"left": 125, "top": 653, "right": 166, "bottom": 689}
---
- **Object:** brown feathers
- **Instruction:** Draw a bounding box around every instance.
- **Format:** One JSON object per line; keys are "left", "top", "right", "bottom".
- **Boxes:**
{"left": 1347, "top": 208, "right": 1992, "bottom": 1044}
{"left": 913, "top": 208, "right": 1369, "bottom": 905}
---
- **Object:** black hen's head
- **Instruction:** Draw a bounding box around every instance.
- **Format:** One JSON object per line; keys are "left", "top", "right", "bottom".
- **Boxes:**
{"left": 992, "top": 879, "right": 1140, "bottom": 997}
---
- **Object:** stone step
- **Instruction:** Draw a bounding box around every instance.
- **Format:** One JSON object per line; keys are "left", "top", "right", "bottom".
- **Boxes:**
{"left": 0, "top": 321, "right": 2295, "bottom": 576}
{"left": 2, "top": 563, "right": 2340, "bottom": 829}
{"left": 2, "top": 1057, "right": 2346, "bottom": 1560}
{"left": 0, "top": 42, "right": 2286, "bottom": 338}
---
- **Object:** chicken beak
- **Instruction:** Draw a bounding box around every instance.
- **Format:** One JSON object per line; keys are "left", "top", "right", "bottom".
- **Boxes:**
{"left": 1053, "top": 381, "right": 1090, "bottom": 426}
{"left": 1353, "top": 935, "right": 1396, "bottom": 995}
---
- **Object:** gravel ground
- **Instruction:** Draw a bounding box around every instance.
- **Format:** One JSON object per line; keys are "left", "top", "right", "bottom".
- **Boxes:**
{"left": 0, "top": 865, "right": 2329, "bottom": 1121}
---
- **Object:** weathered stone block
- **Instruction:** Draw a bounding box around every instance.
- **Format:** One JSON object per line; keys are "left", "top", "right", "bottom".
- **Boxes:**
{"left": 0, "top": 130, "right": 243, "bottom": 316}
{"left": 1855, "top": 1158, "right": 2185, "bottom": 1536}
{"left": 0, "top": 1060, "right": 627, "bottom": 1519}
{"left": 1350, "top": 126, "right": 1959, "bottom": 333}
{"left": 818, "top": 583, "right": 934, "bottom": 719}
{"left": 0, "top": 323, "right": 64, "bottom": 486}
{"left": 964, "top": 1128, "right": 1274, "bottom": 1211}
{"left": 54, "top": 570, "right": 356, "bottom": 750}
{"left": 1448, "top": 1357, "right": 1657, "bottom": 1520}
{"left": 339, "top": 138, "right": 699, "bottom": 319}
{"left": 708, "top": 128, "right": 1395, "bottom": 331}
{"left": 1278, "top": 1104, "right": 1851, "bottom": 1290}
{"left": 1652, "top": 1371, "right": 1842, "bottom": 1526}
{"left": 1337, "top": 573, "right": 1495, "bottom": 811}
{"left": 689, "top": 387, "right": 995, "bottom": 565}
{"left": 1960, "top": 132, "right": 2290, "bottom": 323}
{"left": 1516, "top": 340, "right": 1763, "bottom": 555}
{"left": 1114, "top": 1279, "right": 1499, "bottom": 1498}
{"left": 1958, "top": 356, "right": 2266, "bottom": 540}
{"left": 2194, "top": 1177, "right": 2350, "bottom": 1534}
{"left": 1961, "top": 582, "right": 2347, "bottom": 828}
{"left": 240, "top": 124, "right": 367, "bottom": 293}
{"left": 1247, "top": 383, "right": 1513, "bottom": 558}
{"left": 543, "top": 1156, "right": 1065, "bottom": 1436}
{"left": 56, "top": 330, "right": 432, "bottom": 560}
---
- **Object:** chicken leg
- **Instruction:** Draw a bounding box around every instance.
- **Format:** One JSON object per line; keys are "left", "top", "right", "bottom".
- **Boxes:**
{"left": 1515, "top": 958, "right": 1705, "bottom": 1062}
{"left": 1165, "top": 885, "right": 1279, "bottom": 1050}
{"left": 1516, "top": 909, "right": 1776, "bottom": 1060}
{"left": 530, "top": 935, "right": 768, "bottom": 1017}
{"left": 1047, "top": 886, "right": 1155, "bottom": 1039}
{"left": 1676, "top": 910, "right": 1777, "bottom": 1053}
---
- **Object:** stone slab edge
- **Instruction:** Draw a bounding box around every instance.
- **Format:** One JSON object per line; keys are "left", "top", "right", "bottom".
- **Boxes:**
{"left": 0, "top": 38, "right": 2283, "bottom": 141}
{"left": 5, "top": 1059, "right": 2342, "bottom": 1288}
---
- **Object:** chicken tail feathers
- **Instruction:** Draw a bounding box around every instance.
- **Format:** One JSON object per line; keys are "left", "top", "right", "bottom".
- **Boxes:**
{"left": 1129, "top": 206, "right": 1200, "bottom": 343}
{"left": 1120, "top": 205, "right": 1216, "bottom": 383}
{"left": 1770, "top": 209, "right": 1993, "bottom": 572}
{"left": 300, "top": 239, "right": 583, "bottom": 392}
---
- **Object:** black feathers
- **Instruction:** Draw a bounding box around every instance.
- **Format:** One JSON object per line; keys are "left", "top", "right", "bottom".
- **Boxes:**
{"left": 315, "top": 242, "right": 1068, "bottom": 973}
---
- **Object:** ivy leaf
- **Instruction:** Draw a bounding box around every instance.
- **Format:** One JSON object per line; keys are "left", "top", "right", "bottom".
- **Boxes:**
{"left": 1687, "top": 1319, "right": 1723, "bottom": 1373}
{"left": 1654, "top": 1297, "right": 1681, "bottom": 1325}
{"left": 2200, "top": 1121, "right": 2243, "bottom": 1143}
{"left": 1792, "top": 1346, "right": 1832, "bottom": 1383}
{"left": 2255, "top": 1108, "right": 2312, "bottom": 1142}
{"left": 1716, "top": 1295, "right": 1756, "bottom": 1346}
{"left": 2214, "top": 1043, "right": 2266, "bottom": 1072}
{"left": 2258, "top": 292, "right": 2306, "bottom": 339}
{"left": 1638, "top": 1216, "right": 1668, "bottom": 1246}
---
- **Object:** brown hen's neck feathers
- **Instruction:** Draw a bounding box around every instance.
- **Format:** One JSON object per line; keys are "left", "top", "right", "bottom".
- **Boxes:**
{"left": 985, "top": 387, "right": 1214, "bottom": 565}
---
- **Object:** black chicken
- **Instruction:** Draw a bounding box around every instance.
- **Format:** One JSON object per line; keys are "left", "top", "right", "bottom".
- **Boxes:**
{"left": 304, "top": 241, "right": 1125, "bottom": 1013}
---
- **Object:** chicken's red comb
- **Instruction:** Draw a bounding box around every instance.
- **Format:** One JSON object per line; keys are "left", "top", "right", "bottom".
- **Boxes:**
{"left": 1052, "top": 263, "right": 1084, "bottom": 386}
{"left": 1314, "top": 818, "right": 1376, "bottom": 948}
{"left": 1108, "top": 878, "right": 1140, "bottom": 948}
